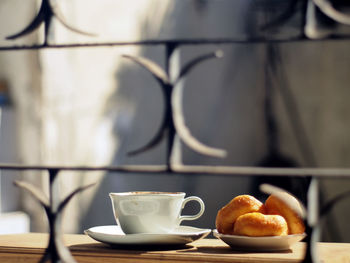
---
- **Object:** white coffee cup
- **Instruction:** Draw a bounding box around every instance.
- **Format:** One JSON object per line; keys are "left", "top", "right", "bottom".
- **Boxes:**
{"left": 109, "top": 191, "right": 205, "bottom": 234}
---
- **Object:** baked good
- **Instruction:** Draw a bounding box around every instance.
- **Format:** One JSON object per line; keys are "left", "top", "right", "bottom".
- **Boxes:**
{"left": 265, "top": 192, "right": 305, "bottom": 234}
{"left": 233, "top": 212, "right": 288, "bottom": 236}
{"left": 216, "top": 192, "right": 305, "bottom": 237}
{"left": 215, "top": 195, "right": 265, "bottom": 235}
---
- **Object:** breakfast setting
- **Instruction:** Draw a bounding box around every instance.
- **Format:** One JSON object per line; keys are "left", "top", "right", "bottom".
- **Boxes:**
{"left": 83, "top": 189, "right": 309, "bottom": 256}
{"left": 1, "top": 1, "right": 350, "bottom": 263}
{"left": 1, "top": 186, "right": 348, "bottom": 263}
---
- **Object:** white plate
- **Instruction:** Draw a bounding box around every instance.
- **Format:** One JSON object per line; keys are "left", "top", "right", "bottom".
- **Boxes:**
{"left": 85, "top": 225, "right": 211, "bottom": 246}
{"left": 213, "top": 229, "right": 306, "bottom": 251}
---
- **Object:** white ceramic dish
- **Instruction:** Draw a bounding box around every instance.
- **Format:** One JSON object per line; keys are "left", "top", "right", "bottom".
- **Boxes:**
{"left": 85, "top": 225, "right": 211, "bottom": 246}
{"left": 213, "top": 229, "right": 306, "bottom": 251}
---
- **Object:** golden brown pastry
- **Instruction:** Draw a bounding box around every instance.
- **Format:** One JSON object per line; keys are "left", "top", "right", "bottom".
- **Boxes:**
{"left": 233, "top": 212, "right": 288, "bottom": 236}
{"left": 265, "top": 192, "right": 305, "bottom": 235}
{"left": 215, "top": 195, "right": 265, "bottom": 235}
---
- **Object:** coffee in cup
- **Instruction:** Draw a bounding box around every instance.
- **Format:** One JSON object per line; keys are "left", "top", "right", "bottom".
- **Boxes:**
{"left": 109, "top": 191, "right": 205, "bottom": 234}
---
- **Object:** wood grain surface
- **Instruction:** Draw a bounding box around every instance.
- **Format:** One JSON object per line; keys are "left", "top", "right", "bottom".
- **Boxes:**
{"left": 0, "top": 233, "right": 349, "bottom": 262}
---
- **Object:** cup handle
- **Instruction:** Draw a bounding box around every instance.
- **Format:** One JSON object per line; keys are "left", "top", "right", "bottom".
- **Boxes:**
{"left": 178, "top": 196, "right": 205, "bottom": 223}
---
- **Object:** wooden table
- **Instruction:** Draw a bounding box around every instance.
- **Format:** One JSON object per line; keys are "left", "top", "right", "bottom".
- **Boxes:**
{"left": 0, "top": 233, "right": 349, "bottom": 262}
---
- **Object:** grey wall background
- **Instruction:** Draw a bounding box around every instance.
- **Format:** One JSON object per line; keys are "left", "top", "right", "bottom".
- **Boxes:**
{"left": 81, "top": 1, "right": 350, "bottom": 242}
{"left": 0, "top": 0, "right": 349, "bottom": 242}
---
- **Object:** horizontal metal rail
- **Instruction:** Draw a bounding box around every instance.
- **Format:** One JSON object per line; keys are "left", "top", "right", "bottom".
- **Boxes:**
{"left": 1, "top": 35, "right": 350, "bottom": 51}
{"left": 1, "top": 163, "right": 350, "bottom": 178}
{"left": 1, "top": 2, "right": 349, "bottom": 262}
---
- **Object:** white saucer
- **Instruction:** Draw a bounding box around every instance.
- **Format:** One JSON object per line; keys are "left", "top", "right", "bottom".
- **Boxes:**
{"left": 85, "top": 225, "right": 211, "bottom": 246}
{"left": 213, "top": 229, "right": 306, "bottom": 251}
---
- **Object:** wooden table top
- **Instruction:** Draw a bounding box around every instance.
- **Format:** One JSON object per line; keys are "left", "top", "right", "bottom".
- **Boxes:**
{"left": 0, "top": 233, "right": 349, "bottom": 263}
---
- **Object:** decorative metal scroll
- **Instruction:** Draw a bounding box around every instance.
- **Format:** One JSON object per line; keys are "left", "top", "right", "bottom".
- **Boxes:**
{"left": 123, "top": 46, "right": 227, "bottom": 165}
{"left": 312, "top": 0, "right": 350, "bottom": 25}
{"left": 0, "top": 164, "right": 349, "bottom": 263}
{"left": 261, "top": 0, "right": 350, "bottom": 38}
{"left": 6, "top": 0, "right": 94, "bottom": 44}
{"left": 1, "top": 1, "right": 350, "bottom": 263}
{"left": 14, "top": 169, "right": 95, "bottom": 263}
{"left": 305, "top": 0, "right": 350, "bottom": 39}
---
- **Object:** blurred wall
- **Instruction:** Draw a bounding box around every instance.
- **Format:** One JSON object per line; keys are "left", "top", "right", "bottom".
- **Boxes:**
{"left": 0, "top": 0, "right": 349, "bottom": 242}
{"left": 81, "top": 1, "right": 350, "bottom": 242}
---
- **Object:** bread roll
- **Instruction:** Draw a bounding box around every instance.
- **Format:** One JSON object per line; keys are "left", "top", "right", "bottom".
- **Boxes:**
{"left": 233, "top": 212, "right": 288, "bottom": 236}
{"left": 265, "top": 192, "right": 305, "bottom": 234}
{"left": 216, "top": 195, "right": 265, "bottom": 235}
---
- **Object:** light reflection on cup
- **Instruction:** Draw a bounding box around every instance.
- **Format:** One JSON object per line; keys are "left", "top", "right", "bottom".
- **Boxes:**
{"left": 109, "top": 191, "right": 205, "bottom": 234}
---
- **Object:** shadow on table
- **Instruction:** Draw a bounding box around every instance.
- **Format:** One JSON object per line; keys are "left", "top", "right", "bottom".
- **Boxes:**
{"left": 69, "top": 242, "right": 196, "bottom": 252}
{"left": 69, "top": 242, "right": 292, "bottom": 255}
{"left": 183, "top": 245, "right": 293, "bottom": 254}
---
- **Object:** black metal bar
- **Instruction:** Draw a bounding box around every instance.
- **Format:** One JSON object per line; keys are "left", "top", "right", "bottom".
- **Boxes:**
{"left": 1, "top": 164, "right": 350, "bottom": 178}
{"left": 165, "top": 83, "right": 175, "bottom": 171}
{"left": 303, "top": 177, "right": 321, "bottom": 263}
{"left": 2, "top": 34, "right": 350, "bottom": 51}
{"left": 48, "top": 169, "right": 60, "bottom": 263}
{"left": 1, "top": 3, "right": 350, "bottom": 263}
{"left": 165, "top": 43, "right": 178, "bottom": 170}
{"left": 49, "top": 169, "right": 60, "bottom": 211}
{"left": 43, "top": 0, "right": 53, "bottom": 46}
